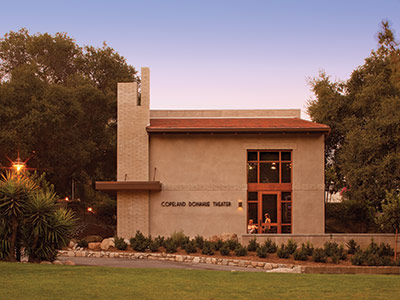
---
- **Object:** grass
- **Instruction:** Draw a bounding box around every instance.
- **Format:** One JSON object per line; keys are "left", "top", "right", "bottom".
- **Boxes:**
{"left": 1, "top": 262, "right": 399, "bottom": 300}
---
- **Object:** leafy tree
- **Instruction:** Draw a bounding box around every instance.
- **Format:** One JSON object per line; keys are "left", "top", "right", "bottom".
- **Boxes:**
{"left": 0, "top": 171, "right": 75, "bottom": 262}
{"left": 0, "top": 28, "right": 138, "bottom": 200}
{"left": 307, "top": 21, "right": 400, "bottom": 231}
{"left": 376, "top": 191, "right": 400, "bottom": 233}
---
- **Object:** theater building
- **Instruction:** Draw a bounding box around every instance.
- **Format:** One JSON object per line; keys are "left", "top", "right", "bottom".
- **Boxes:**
{"left": 96, "top": 67, "right": 330, "bottom": 239}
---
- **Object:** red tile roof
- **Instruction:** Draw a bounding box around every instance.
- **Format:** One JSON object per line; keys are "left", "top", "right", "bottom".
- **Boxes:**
{"left": 147, "top": 118, "right": 330, "bottom": 133}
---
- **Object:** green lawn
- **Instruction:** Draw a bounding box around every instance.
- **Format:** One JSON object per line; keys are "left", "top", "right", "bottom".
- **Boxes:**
{"left": 1, "top": 262, "right": 399, "bottom": 300}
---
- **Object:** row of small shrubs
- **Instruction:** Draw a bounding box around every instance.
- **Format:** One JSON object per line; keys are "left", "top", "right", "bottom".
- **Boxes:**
{"left": 108, "top": 233, "right": 399, "bottom": 266}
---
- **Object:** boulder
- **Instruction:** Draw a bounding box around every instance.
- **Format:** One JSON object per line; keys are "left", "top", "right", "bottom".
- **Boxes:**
{"left": 40, "top": 261, "right": 52, "bottom": 264}
{"left": 63, "top": 260, "right": 76, "bottom": 266}
{"left": 68, "top": 240, "right": 76, "bottom": 249}
{"left": 88, "top": 242, "right": 101, "bottom": 250}
{"left": 52, "top": 260, "right": 63, "bottom": 265}
{"left": 100, "top": 238, "right": 115, "bottom": 251}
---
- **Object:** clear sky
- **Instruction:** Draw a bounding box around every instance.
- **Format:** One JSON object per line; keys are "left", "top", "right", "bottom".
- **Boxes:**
{"left": 1, "top": 0, "right": 400, "bottom": 117}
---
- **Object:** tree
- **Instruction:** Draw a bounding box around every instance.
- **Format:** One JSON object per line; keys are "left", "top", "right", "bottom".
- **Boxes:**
{"left": 0, "top": 171, "right": 75, "bottom": 262}
{"left": 307, "top": 21, "right": 400, "bottom": 232}
{"left": 0, "top": 28, "right": 138, "bottom": 199}
{"left": 376, "top": 191, "right": 400, "bottom": 233}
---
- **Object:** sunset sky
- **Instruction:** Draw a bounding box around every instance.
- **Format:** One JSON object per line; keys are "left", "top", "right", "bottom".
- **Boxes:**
{"left": 1, "top": 0, "right": 400, "bottom": 117}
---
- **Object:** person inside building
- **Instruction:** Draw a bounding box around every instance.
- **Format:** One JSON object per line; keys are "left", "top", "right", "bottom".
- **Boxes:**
{"left": 263, "top": 213, "right": 271, "bottom": 233}
{"left": 247, "top": 219, "right": 257, "bottom": 234}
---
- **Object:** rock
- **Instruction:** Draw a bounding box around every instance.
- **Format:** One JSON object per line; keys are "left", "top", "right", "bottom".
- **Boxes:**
{"left": 68, "top": 241, "right": 76, "bottom": 249}
{"left": 63, "top": 260, "right": 76, "bottom": 266}
{"left": 264, "top": 263, "right": 273, "bottom": 270}
{"left": 192, "top": 257, "right": 200, "bottom": 263}
{"left": 176, "top": 255, "right": 184, "bottom": 262}
{"left": 100, "top": 238, "right": 115, "bottom": 251}
{"left": 40, "top": 261, "right": 52, "bottom": 264}
{"left": 292, "top": 266, "right": 303, "bottom": 273}
{"left": 53, "top": 260, "right": 63, "bottom": 265}
{"left": 67, "top": 251, "right": 75, "bottom": 257}
{"left": 88, "top": 242, "right": 101, "bottom": 250}
{"left": 266, "top": 268, "right": 296, "bottom": 273}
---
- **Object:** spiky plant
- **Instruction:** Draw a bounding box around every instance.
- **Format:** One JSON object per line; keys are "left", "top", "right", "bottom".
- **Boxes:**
{"left": 0, "top": 172, "right": 37, "bottom": 261}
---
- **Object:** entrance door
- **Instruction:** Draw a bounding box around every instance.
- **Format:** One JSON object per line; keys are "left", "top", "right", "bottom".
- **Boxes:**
{"left": 260, "top": 192, "right": 279, "bottom": 233}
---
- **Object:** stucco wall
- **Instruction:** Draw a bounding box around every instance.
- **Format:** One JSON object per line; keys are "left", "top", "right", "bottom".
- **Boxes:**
{"left": 149, "top": 133, "right": 325, "bottom": 238}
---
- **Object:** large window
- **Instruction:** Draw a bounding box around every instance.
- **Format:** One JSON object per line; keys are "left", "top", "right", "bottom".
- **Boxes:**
{"left": 247, "top": 151, "right": 291, "bottom": 184}
{"left": 247, "top": 150, "right": 292, "bottom": 234}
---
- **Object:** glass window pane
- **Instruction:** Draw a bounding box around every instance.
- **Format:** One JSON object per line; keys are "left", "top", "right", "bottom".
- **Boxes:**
{"left": 260, "top": 152, "right": 279, "bottom": 161}
{"left": 248, "top": 203, "right": 258, "bottom": 225}
{"left": 248, "top": 192, "right": 258, "bottom": 201}
{"left": 281, "top": 226, "right": 291, "bottom": 234}
{"left": 281, "top": 202, "right": 292, "bottom": 224}
{"left": 268, "top": 226, "right": 278, "bottom": 233}
{"left": 260, "top": 163, "right": 279, "bottom": 183}
{"left": 281, "top": 192, "right": 291, "bottom": 201}
{"left": 247, "top": 163, "right": 258, "bottom": 183}
{"left": 282, "top": 152, "right": 291, "bottom": 161}
{"left": 262, "top": 194, "right": 277, "bottom": 223}
{"left": 247, "top": 151, "right": 257, "bottom": 161}
{"left": 281, "top": 162, "right": 291, "bottom": 183}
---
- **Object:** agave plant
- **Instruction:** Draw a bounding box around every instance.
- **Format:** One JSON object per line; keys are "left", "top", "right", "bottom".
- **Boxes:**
{"left": 0, "top": 172, "right": 37, "bottom": 261}
{"left": 24, "top": 192, "right": 75, "bottom": 262}
{"left": 0, "top": 171, "right": 75, "bottom": 262}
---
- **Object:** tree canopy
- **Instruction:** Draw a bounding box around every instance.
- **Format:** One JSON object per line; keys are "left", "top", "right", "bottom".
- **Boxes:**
{"left": 0, "top": 28, "right": 138, "bottom": 198}
{"left": 307, "top": 21, "right": 400, "bottom": 232}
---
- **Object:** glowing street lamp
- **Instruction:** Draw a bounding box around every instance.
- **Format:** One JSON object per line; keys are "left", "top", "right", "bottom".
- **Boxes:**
{"left": 12, "top": 157, "right": 26, "bottom": 173}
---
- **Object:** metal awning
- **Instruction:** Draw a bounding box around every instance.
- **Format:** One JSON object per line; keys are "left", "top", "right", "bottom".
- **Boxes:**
{"left": 95, "top": 181, "right": 162, "bottom": 196}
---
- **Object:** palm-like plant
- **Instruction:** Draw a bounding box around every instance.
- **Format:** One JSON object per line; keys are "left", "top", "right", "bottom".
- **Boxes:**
{"left": 0, "top": 171, "right": 75, "bottom": 262}
{"left": 24, "top": 191, "right": 75, "bottom": 262}
{"left": 0, "top": 172, "right": 37, "bottom": 261}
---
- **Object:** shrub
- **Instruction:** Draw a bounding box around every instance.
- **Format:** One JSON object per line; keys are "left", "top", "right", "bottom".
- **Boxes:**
{"left": 277, "top": 244, "right": 290, "bottom": 259}
{"left": 377, "top": 243, "right": 394, "bottom": 257}
{"left": 286, "top": 239, "right": 297, "bottom": 254}
{"left": 350, "top": 251, "right": 365, "bottom": 266}
{"left": 331, "top": 254, "right": 340, "bottom": 264}
{"left": 395, "top": 258, "right": 400, "bottom": 266}
{"left": 234, "top": 244, "right": 247, "bottom": 256}
{"left": 129, "top": 231, "right": 149, "bottom": 252}
{"left": 219, "top": 243, "right": 231, "bottom": 256}
{"left": 202, "top": 241, "right": 215, "bottom": 255}
{"left": 293, "top": 248, "right": 308, "bottom": 261}
{"left": 164, "top": 238, "right": 177, "bottom": 253}
{"left": 247, "top": 238, "right": 259, "bottom": 252}
{"left": 263, "top": 239, "right": 278, "bottom": 253}
{"left": 256, "top": 245, "right": 268, "bottom": 258}
{"left": 324, "top": 241, "right": 339, "bottom": 257}
{"left": 77, "top": 239, "right": 88, "bottom": 248}
{"left": 184, "top": 240, "right": 197, "bottom": 254}
{"left": 227, "top": 239, "right": 240, "bottom": 251}
{"left": 114, "top": 236, "right": 128, "bottom": 250}
{"left": 214, "top": 239, "right": 225, "bottom": 251}
{"left": 301, "top": 242, "right": 314, "bottom": 256}
{"left": 154, "top": 235, "right": 165, "bottom": 248}
{"left": 346, "top": 239, "right": 359, "bottom": 254}
{"left": 312, "top": 248, "right": 327, "bottom": 263}
{"left": 170, "top": 230, "right": 189, "bottom": 248}
{"left": 149, "top": 240, "right": 159, "bottom": 252}
{"left": 194, "top": 235, "right": 204, "bottom": 250}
